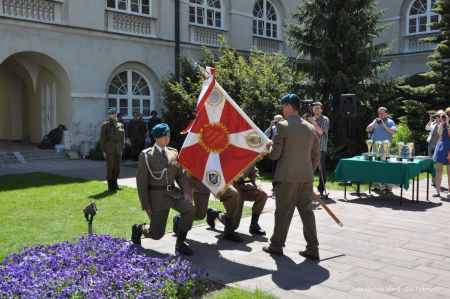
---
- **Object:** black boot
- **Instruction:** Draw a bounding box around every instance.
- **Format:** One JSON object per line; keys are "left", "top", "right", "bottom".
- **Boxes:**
{"left": 107, "top": 180, "right": 115, "bottom": 191}
{"left": 206, "top": 208, "right": 219, "bottom": 229}
{"left": 172, "top": 215, "right": 180, "bottom": 236}
{"left": 175, "top": 231, "right": 193, "bottom": 256}
{"left": 131, "top": 224, "right": 143, "bottom": 246}
{"left": 249, "top": 213, "right": 266, "bottom": 235}
{"left": 223, "top": 216, "right": 243, "bottom": 243}
{"left": 113, "top": 180, "right": 121, "bottom": 190}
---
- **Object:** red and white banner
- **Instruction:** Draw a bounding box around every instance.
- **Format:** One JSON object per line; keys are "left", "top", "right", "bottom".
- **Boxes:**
{"left": 179, "top": 67, "right": 270, "bottom": 196}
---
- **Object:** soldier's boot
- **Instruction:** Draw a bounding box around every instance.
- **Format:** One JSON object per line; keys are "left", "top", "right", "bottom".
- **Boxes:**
{"left": 131, "top": 224, "right": 143, "bottom": 246}
{"left": 223, "top": 216, "right": 243, "bottom": 243}
{"left": 172, "top": 215, "right": 180, "bottom": 236}
{"left": 175, "top": 231, "right": 193, "bottom": 256}
{"left": 206, "top": 208, "right": 219, "bottom": 229}
{"left": 113, "top": 180, "right": 121, "bottom": 190}
{"left": 249, "top": 213, "right": 266, "bottom": 235}
{"left": 107, "top": 180, "right": 115, "bottom": 191}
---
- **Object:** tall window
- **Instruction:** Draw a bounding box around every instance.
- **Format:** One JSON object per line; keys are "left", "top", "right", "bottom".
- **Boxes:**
{"left": 407, "top": 0, "right": 440, "bottom": 35}
{"left": 108, "top": 70, "right": 152, "bottom": 119}
{"left": 189, "top": 0, "right": 222, "bottom": 28}
{"left": 253, "top": 0, "right": 278, "bottom": 39}
{"left": 107, "top": 0, "right": 150, "bottom": 15}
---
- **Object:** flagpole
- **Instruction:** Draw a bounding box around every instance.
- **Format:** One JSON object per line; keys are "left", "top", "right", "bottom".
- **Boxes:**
{"left": 312, "top": 192, "right": 343, "bottom": 227}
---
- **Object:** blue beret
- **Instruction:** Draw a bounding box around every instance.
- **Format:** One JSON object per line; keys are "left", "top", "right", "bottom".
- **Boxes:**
{"left": 151, "top": 123, "right": 170, "bottom": 138}
{"left": 281, "top": 93, "right": 301, "bottom": 104}
{"left": 107, "top": 107, "right": 117, "bottom": 114}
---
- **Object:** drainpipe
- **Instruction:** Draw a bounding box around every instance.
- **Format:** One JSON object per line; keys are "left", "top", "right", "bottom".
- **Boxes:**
{"left": 175, "top": 0, "right": 180, "bottom": 83}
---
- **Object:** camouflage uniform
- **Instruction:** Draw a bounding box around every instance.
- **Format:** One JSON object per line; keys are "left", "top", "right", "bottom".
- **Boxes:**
{"left": 100, "top": 119, "right": 125, "bottom": 190}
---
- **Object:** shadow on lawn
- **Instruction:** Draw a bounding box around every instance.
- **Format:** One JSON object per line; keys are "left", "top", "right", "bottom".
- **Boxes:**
{"left": 0, "top": 172, "right": 88, "bottom": 192}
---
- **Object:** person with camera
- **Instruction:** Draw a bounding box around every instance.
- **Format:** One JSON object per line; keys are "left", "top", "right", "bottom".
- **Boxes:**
{"left": 432, "top": 109, "right": 450, "bottom": 199}
{"left": 426, "top": 110, "right": 443, "bottom": 157}
{"left": 131, "top": 123, "right": 195, "bottom": 256}
{"left": 366, "top": 107, "right": 397, "bottom": 192}
{"left": 264, "top": 115, "right": 283, "bottom": 139}
{"left": 307, "top": 102, "right": 329, "bottom": 198}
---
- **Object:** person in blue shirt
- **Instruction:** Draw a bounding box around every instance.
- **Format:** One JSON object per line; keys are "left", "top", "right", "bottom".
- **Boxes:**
{"left": 366, "top": 107, "right": 397, "bottom": 192}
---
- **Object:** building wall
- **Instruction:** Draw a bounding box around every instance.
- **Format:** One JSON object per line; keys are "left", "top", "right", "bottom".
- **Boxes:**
{"left": 0, "top": 0, "right": 438, "bottom": 148}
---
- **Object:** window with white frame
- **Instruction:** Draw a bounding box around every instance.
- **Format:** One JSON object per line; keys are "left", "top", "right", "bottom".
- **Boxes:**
{"left": 189, "top": 0, "right": 222, "bottom": 28}
{"left": 253, "top": 0, "right": 278, "bottom": 39}
{"left": 107, "top": 0, "right": 150, "bottom": 16}
{"left": 108, "top": 70, "right": 152, "bottom": 119}
{"left": 407, "top": 0, "right": 440, "bottom": 35}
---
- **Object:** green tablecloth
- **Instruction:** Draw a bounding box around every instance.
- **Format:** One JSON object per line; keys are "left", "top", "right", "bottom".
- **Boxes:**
{"left": 334, "top": 157, "right": 435, "bottom": 190}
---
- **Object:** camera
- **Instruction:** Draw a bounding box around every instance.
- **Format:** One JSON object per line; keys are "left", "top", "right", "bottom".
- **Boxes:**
{"left": 376, "top": 119, "right": 382, "bottom": 124}
{"left": 300, "top": 100, "right": 314, "bottom": 118}
{"left": 441, "top": 114, "right": 448, "bottom": 121}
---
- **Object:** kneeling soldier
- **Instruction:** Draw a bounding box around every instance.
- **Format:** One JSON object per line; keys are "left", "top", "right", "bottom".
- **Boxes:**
{"left": 131, "top": 123, "right": 195, "bottom": 255}
{"left": 207, "top": 164, "right": 268, "bottom": 238}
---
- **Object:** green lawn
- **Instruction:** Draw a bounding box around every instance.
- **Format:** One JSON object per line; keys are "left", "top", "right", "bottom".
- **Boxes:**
{"left": 0, "top": 172, "right": 246, "bottom": 261}
{"left": 204, "top": 288, "right": 278, "bottom": 299}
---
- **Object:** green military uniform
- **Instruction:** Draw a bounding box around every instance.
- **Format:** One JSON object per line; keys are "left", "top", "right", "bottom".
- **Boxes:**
{"left": 136, "top": 146, "right": 194, "bottom": 240}
{"left": 100, "top": 116, "right": 125, "bottom": 190}
{"left": 263, "top": 94, "right": 321, "bottom": 260}
{"left": 127, "top": 117, "right": 147, "bottom": 160}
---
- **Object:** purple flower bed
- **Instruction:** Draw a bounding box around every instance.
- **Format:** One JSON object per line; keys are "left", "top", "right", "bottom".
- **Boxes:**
{"left": 0, "top": 234, "right": 207, "bottom": 298}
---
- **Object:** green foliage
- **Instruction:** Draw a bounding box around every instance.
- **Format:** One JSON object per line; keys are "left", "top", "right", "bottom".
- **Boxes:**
{"left": 392, "top": 123, "right": 413, "bottom": 146}
{"left": 398, "top": 0, "right": 450, "bottom": 154}
{"left": 286, "top": 0, "right": 391, "bottom": 161}
{"left": 161, "top": 43, "right": 300, "bottom": 149}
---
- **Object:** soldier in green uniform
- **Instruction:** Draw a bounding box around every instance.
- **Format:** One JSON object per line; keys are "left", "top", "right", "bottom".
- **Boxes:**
{"left": 206, "top": 164, "right": 268, "bottom": 237}
{"left": 172, "top": 176, "right": 243, "bottom": 242}
{"left": 262, "top": 94, "right": 321, "bottom": 260}
{"left": 127, "top": 112, "right": 147, "bottom": 161}
{"left": 100, "top": 107, "right": 125, "bottom": 191}
{"left": 131, "top": 123, "right": 195, "bottom": 256}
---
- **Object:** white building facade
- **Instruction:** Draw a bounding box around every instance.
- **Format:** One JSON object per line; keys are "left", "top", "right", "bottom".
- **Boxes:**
{"left": 0, "top": 0, "right": 440, "bottom": 150}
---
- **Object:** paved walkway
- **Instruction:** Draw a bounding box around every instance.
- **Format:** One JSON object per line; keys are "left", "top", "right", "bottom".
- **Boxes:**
{"left": 2, "top": 160, "right": 450, "bottom": 298}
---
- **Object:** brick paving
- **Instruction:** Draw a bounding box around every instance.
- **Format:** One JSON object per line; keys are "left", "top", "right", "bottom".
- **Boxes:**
{"left": 1, "top": 159, "right": 450, "bottom": 298}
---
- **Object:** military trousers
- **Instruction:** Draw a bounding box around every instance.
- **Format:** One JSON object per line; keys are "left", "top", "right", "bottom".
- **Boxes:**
{"left": 269, "top": 182, "right": 319, "bottom": 255}
{"left": 193, "top": 189, "right": 239, "bottom": 221}
{"left": 105, "top": 151, "right": 122, "bottom": 180}
{"left": 142, "top": 198, "right": 194, "bottom": 240}
{"left": 218, "top": 185, "right": 267, "bottom": 230}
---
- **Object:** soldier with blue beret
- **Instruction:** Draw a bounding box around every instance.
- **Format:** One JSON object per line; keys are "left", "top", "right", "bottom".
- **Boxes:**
{"left": 100, "top": 107, "right": 125, "bottom": 191}
{"left": 132, "top": 123, "right": 195, "bottom": 256}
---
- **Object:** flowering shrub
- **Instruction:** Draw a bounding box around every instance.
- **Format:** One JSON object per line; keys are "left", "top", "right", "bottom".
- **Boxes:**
{"left": 0, "top": 234, "right": 207, "bottom": 298}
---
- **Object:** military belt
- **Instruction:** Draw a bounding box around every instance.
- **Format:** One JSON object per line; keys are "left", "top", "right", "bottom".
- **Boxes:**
{"left": 149, "top": 184, "right": 175, "bottom": 191}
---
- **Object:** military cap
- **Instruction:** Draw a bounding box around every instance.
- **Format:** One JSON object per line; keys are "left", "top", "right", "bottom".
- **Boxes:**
{"left": 107, "top": 107, "right": 117, "bottom": 115}
{"left": 280, "top": 93, "right": 302, "bottom": 105}
{"left": 151, "top": 123, "right": 170, "bottom": 138}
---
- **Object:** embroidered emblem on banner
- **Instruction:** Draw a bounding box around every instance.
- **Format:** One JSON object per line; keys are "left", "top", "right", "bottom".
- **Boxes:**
{"left": 206, "top": 170, "right": 221, "bottom": 186}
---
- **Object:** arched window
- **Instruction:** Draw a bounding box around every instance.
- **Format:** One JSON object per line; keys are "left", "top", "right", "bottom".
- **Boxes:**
{"left": 107, "top": 0, "right": 150, "bottom": 16}
{"left": 407, "top": 0, "right": 440, "bottom": 35}
{"left": 253, "top": 0, "right": 278, "bottom": 39}
{"left": 189, "top": 0, "right": 222, "bottom": 28}
{"left": 108, "top": 70, "right": 152, "bottom": 119}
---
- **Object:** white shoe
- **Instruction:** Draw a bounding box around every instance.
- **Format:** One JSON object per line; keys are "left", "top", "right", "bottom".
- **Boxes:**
{"left": 432, "top": 193, "right": 440, "bottom": 197}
